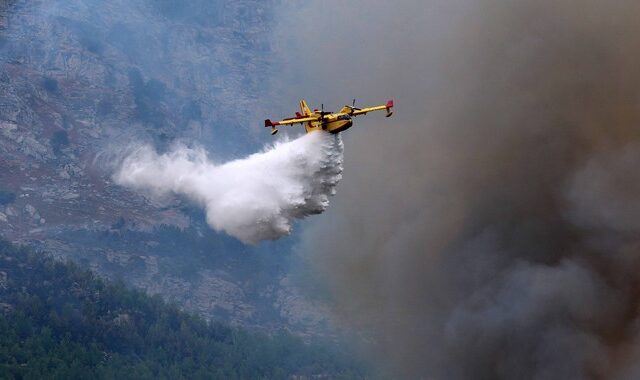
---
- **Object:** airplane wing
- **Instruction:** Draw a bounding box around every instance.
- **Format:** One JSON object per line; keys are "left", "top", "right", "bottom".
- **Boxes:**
{"left": 351, "top": 100, "right": 394, "bottom": 117}
{"left": 265, "top": 115, "right": 319, "bottom": 135}
{"left": 265, "top": 116, "right": 319, "bottom": 127}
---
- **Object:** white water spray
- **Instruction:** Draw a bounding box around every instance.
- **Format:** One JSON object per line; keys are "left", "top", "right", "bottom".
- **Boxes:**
{"left": 114, "top": 132, "right": 344, "bottom": 244}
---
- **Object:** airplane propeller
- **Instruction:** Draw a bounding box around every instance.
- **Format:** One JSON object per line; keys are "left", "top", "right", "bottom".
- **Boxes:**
{"left": 320, "top": 103, "right": 327, "bottom": 129}
{"left": 349, "top": 99, "right": 361, "bottom": 114}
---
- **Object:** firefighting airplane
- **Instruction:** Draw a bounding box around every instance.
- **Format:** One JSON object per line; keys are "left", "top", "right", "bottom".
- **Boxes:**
{"left": 264, "top": 99, "right": 394, "bottom": 135}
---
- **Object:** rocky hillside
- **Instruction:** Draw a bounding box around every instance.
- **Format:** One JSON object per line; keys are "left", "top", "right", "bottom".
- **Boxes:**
{"left": 0, "top": 0, "right": 331, "bottom": 336}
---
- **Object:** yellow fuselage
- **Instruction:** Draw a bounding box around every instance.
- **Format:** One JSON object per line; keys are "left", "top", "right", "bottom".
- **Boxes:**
{"left": 305, "top": 113, "right": 353, "bottom": 134}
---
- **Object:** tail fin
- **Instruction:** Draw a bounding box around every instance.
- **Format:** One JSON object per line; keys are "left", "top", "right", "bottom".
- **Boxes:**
{"left": 299, "top": 100, "right": 313, "bottom": 116}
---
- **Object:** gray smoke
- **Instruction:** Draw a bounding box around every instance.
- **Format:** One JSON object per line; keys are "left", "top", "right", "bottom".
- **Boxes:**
{"left": 114, "top": 132, "right": 343, "bottom": 244}
{"left": 276, "top": 0, "right": 640, "bottom": 378}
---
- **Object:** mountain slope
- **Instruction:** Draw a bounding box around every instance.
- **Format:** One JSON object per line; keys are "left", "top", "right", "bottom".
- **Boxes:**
{"left": 0, "top": 0, "right": 330, "bottom": 335}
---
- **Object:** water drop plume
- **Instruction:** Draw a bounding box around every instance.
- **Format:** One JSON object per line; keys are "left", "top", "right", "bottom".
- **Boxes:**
{"left": 114, "top": 132, "right": 343, "bottom": 244}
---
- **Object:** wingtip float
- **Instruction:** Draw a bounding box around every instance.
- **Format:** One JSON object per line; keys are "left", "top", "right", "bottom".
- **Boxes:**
{"left": 265, "top": 99, "right": 394, "bottom": 136}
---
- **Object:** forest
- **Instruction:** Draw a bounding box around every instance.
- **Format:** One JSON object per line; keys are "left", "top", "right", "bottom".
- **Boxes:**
{"left": 0, "top": 239, "right": 365, "bottom": 379}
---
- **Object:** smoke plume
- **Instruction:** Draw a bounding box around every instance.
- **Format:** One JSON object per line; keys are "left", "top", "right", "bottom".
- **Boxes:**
{"left": 276, "top": 0, "right": 640, "bottom": 378}
{"left": 114, "top": 132, "right": 343, "bottom": 244}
